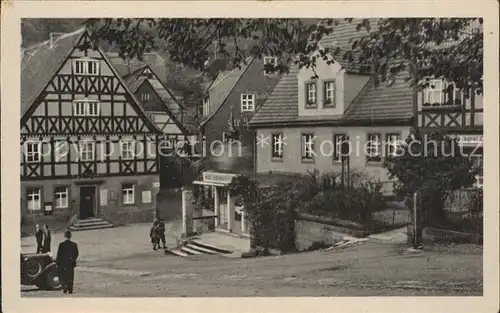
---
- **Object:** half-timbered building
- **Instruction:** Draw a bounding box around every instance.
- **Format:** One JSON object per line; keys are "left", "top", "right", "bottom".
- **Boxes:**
{"left": 20, "top": 28, "right": 163, "bottom": 227}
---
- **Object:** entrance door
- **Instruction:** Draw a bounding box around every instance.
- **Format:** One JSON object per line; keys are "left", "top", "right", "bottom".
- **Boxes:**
{"left": 79, "top": 186, "right": 96, "bottom": 219}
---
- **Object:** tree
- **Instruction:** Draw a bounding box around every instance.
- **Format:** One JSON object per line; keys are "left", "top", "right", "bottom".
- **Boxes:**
{"left": 84, "top": 18, "right": 483, "bottom": 95}
{"left": 383, "top": 131, "right": 477, "bottom": 226}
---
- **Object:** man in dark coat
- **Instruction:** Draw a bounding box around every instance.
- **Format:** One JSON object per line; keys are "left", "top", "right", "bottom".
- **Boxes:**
{"left": 35, "top": 224, "right": 44, "bottom": 253}
{"left": 56, "top": 230, "right": 79, "bottom": 294}
{"left": 41, "top": 224, "right": 51, "bottom": 253}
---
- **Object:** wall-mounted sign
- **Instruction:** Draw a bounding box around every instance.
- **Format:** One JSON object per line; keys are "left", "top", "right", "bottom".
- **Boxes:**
{"left": 455, "top": 135, "right": 483, "bottom": 147}
{"left": 100, "top": 189, "right": 108, "bottom": 206}
{"left": 202, "top": 172, "right": 236, "bottom": 185}
{"left": 142, "top": 190, "right": 152, "bottom": 204}
{"left": 153, "top": 182, "right": 160, "bottom": 188}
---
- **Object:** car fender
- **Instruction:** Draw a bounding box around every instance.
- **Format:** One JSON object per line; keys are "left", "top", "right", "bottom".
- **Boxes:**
{"left": 34, "top": 262, "right": 58, "bottom": 281}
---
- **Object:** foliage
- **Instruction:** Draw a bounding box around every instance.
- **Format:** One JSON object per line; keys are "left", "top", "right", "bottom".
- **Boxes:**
{"left": 383, "top": 131, "right": 476, "bottom": 226}
{"left": 228, "top": 170, "right": 385, "bottom": 251}
{"left": 85, "top": 18, "right": 482, "bottom": 94}
{"left": 295, "top": 170, "right": 386, "bottom": 223}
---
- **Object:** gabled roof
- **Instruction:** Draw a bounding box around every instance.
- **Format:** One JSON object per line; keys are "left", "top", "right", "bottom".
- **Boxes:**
{"left": 123, "top": 65, "right": 199, "bottom": 134}
{"left": 21, "top": 29, "right": 163, "bottom": 134}
{"left": 200, "top": 57, "right": 254, "bottom": 127}
{"left": 21, "top": 28, "right": 85, "bottom": 117}
{"left": 124, "top": 65, "right": 182, "bottom": 112}
{"left": 107, "top": 52, "right": 167, "bottom": 80}
{"left": 250, "top": 19, "right": 413, "bottom": 127}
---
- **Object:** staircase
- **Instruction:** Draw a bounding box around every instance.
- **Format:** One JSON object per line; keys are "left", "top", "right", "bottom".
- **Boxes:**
{"left": 68, "top": 217, "right": 114, "bottom": 232}
{"left": 165, "top": 239, "right": 232, "bottom": 257}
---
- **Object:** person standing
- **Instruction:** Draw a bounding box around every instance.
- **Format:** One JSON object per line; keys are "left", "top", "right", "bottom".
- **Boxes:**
{"left": 56, "top": 230, "right": 79, "bottom": 294}
{"left": 41, "top": 224, "right": 51, "bottom": 254}
{"left": 157, "top": 218, "right": 166, "bottom": 249}
{"left": 35, "top": 224, "right": 44, "bottom": 253}
{"left": 149, "top": 219, "right": 159, "bottom": 250}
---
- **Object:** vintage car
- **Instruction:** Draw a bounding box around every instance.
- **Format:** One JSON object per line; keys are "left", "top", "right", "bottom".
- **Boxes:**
{"left": 21, "top": 253, "right": 61, "bottom": 290}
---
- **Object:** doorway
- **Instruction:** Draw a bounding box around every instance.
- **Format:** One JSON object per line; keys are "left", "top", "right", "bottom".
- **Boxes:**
{"left": 79, "top": 186, "right": 96, "bottom": 219}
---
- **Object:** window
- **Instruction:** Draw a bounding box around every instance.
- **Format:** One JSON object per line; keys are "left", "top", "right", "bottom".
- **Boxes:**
{"left": 301, "top": 133, "right": 315, "bottom": 161}
{"left": 333, "top": 134, "right": 348, "bottom": 163}
{"left": 367, "top": 133, "right": 382, "bottom": 163}
{"left": 73, "top": 100, "right": 100, "bottom": 116}
{"left": 272, "top": 133, "right": 285, "bottom": 159}
{"left": 79, "top": 141, "right": 95, "bottom": 161}
{"left": 54, "top": 187, "right": 68, "bottom": 209}
{"left": 263, "top": 56, "right": 278, "bottom": 75}
{"left": 386, "top": 133, "right": 402, "bottom": 158}
{"left": 241, "top": 94, "right": 255, "bottom": 112}
{"left": 24, "top": 141, "right": 41, "bottom": 163}
{"left": 423, "top": 79, "right": 462, "bottom": 107}
{"left": 323, "top": 81, "right": 336, "bottom": 107}
{"left": 26, "top": 188, "right": 42, "bottom": 212}
{"left": 122, "top": 183, "right": 135, "bottom": 204}
{"left": 305, "top": 82, "right": 317, "bottom": 107}
{"left": 203, "top": 96, "right": 210, "bottom": 117}
{"left": 121, "top": 140, "right": 135, "bottom": 160}
{"left": 73, "top": 59, "right": 99, "bottom": 75}
{"left": 141, "top": 93, "right": 151, "bottom": 102}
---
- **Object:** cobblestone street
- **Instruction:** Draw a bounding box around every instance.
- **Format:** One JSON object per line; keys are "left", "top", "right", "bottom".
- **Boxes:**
{"left": 21, "top": 224, "right": 483, "bottom": 297}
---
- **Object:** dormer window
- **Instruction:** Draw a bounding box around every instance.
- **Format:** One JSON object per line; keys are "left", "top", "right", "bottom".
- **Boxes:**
{"left": 323, "top": 80, "right": 336, "bottom": 107}
{"left": 263, "top": 56, "right": 278, "bottom": 75}
{"left": 422, "top": 79, "right": 462, "bottom": 108}
{"left": 241, "top": 94, "right": 255, "bottom": 112}
{"left": 73, "top": 58, "right": 99, "bottom": 76}
{"left": 305, "top": 82, "right": 317, "bottom": 108}
{"left": 73, "top": 100, "right": 100, "bottom": 116}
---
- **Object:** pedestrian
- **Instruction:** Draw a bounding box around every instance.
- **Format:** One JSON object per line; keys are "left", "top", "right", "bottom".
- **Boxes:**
{"left": 56, "top": 230, "right": 79, "bottom": 294}
{"left": 149, "top": 219, "right": 160, "bottom": 250}
{"left": 158, "top": 218, "right": 166, "bottom": 249}
{"left": 35, "top": 224, "right": 44, "bottom": 253}
{"left": 41, "top": 224, "right": 51, "bottom": 254}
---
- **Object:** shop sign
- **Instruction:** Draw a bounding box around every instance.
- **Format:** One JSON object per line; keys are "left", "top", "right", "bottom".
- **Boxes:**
{"left": 202, "top": 172, "right": 236, "bottom": 185}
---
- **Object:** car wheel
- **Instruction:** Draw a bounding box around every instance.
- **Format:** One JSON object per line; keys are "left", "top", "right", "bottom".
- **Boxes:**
{"left": 23, "top": 259, "right": 42, "bottom": 278}
{"left": 43, "top": 268, "right": 61, "bottom": 290}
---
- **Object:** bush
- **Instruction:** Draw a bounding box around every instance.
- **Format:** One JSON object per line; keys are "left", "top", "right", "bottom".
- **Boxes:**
{"left": 294, "top": 170, "right": 386, "bottom": 223}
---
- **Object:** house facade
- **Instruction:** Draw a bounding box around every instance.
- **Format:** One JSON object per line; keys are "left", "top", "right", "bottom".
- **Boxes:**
{"left": 20, "top": 29, "right": 162, "bottom": 226}
{"left": 250, "top": 19, "right": 483, "bottom": 191}
{"left": 200, "top": 56, "right": 283, "bottom": 176}
{"left": 249, "top": 21, "right": 415, "bottom": 194}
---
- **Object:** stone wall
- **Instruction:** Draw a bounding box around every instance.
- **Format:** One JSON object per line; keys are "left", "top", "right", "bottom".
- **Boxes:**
{"left": 294, "top": 219, "right": 345, "bottom": 251}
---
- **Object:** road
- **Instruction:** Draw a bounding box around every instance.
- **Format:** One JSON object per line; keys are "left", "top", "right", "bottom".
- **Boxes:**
{"left": 21, "top": 224, "right": 483, "bottom": 297}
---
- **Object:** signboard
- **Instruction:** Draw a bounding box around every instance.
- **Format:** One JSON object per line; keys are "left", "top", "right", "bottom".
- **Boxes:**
{"left": 202, "top": 172, "right": 236, "bottom": 185}
{"left": 100, "top": 189, "right": 108, "bottom": 206}
{"left": 454, "top": 135, "right": 483, "bottom": 147}
{"left": 142, "top": 190, "right": 152, "bottom": 204}
{"left": 153, "top": 182, "right": 160, "bottom": 188}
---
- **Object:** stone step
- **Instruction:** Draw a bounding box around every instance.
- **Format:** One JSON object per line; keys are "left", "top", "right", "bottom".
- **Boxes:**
{"left": 179, "top": 246, "right": 202, "bottom": 255}
{"left": 165, "top": 249, "right": 189, "bottom": 257}
{"left": 73, "top": 221, "right": 112, "bottom": 228}
{"left": 185, "top": 243, "right": 217, "bottom": 254}
{"left": 188, "top": 240, "right": 232, "bottom": 254}
{"left": 68, "top": 224, "right": 114, "bottom": 231}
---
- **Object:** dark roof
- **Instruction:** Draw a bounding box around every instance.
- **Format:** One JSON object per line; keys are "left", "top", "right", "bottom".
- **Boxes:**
{"left": 200, "top": 57, "right": 254, "bottom": 127}
{"left": 21, "top": 28, "right": 85, "bottom": 117}
{"left": 250, "top": 19, "right": 413, "bottom": 127}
